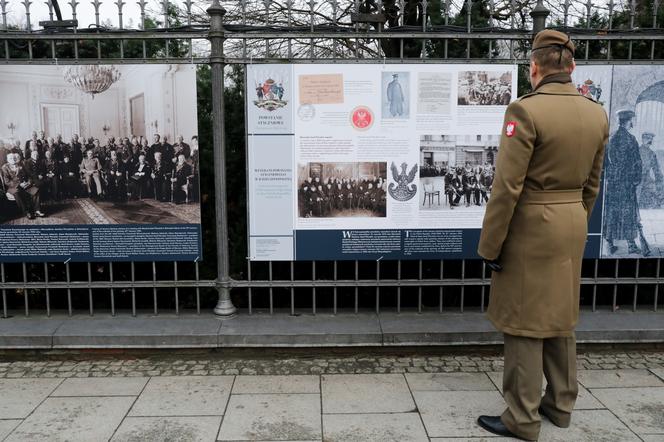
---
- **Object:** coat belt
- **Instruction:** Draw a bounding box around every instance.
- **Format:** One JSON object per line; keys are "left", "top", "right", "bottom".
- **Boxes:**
{"left": 519, "top": 188, "right": 583, "bottom": 205}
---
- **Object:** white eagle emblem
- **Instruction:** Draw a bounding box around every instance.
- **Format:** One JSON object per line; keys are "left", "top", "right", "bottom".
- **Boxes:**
{"left": 388, "top": 162, "right": 418, "bottom": 201}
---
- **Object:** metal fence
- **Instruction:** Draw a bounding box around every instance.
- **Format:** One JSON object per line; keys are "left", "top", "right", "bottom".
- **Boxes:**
{"left": 0, "top": 0, "right": 663, "bottom": 320}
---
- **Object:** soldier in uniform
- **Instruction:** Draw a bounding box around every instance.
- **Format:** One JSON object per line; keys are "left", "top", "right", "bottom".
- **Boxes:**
{"left": 477, "top": 30, "right": 608, "bottom": 441}
{"left": 603, "top": 110, "right": 643, "bottom": 254}
{"left": 80, "top": 149, "right": 104, "bottom": 198}
{"left": 637, "top": 132, "right": 663, "bottom": 209}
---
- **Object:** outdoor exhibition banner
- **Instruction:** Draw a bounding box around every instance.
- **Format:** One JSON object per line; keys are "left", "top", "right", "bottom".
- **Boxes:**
{"left": 0, "top": 64, "right": 202, "bottom": 262}
{"left": 247, "top": 64, "right": 518, "bottom": 261}
{"left": 247, "top": 63, "right": 664, "bottom": 261}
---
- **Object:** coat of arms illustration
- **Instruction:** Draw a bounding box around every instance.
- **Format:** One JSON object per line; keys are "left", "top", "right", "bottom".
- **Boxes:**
{"left": 577, "top": 79, "right": 604, "bottom": 105}
{"left": 388, "top": 162, "right": 418, "bottom": 201}
{"left": 254, "top": 78, "right": 288, "bottom": 111}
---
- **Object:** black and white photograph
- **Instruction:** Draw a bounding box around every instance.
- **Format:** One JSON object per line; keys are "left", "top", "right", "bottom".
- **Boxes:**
{"left": 0, "top": 65, "right": 201, "bottom": 226}
{"left": 602, "top": 65, "right": 664, "bottom": 258}
{"left": 457, "top": 71, "right": 513, "bottom": 106}
{"left": 419, "top": 134, "right": 498, "bottom": 211}
{"left": 381, "top": 71, "right": 410, "bottom": 119}
{"left": 297, "top": 162, "right": 387, "bottom": 218}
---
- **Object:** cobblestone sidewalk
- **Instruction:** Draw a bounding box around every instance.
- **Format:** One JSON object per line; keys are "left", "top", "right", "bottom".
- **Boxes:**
{"left": 0, "top": 349, "right": 662, "bottom": 378}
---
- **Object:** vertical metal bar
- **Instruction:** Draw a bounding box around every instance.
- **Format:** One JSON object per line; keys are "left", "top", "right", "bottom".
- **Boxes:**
{"left": 508, "top": 0, "right": 515, "bottom": 59}
{"left": 290, "top": 262, "right": 294, "bottom": 316}
{"left": 628, "top": 0, "right": 635, "bottom": 60}
{"left": 88, "top": 262, "right": 93, "bottom": 316}
{"left": 0, "top": 0, "right": 9, "bottom": 59}
{"left": 654, "top": 259, "right": 660, "bottom": 312}
{"left": 22, "top": 263, "right": 28, "bottom": 317}
{"left": 652, "top": 0, "right": 660, "bottom": 60}
{"left": 421, "top": 0, "right": 428, "bottom": 58}
{"left": 269, "top": 262, "right": 274, "bottom": 315}
{"left": 607, "top": 0, "right": 614, "bottom": 59}
{"left": 1, "top": 263, "right": 7, "bottom": 318}
{"left": 163, "top": 0, "right": 170, "bottom": 56}
{"left": 66, "top": 263, "right": 72, "bottom": 317}
{"left": 333, "top": 261, "right": 337, "bottom": 315}
{"left": 93, "top": 0, "right": 101, "bottom": 58}
{"left": 131, "top": 262, "right": 136, "bottom": 317}
{"left": 208, "top": 1, "right": 237, "bottom": 317}
{"left": 138, "top": 0, "right": 147, "bottom": 57}
{"left": 584, "top": 0, "right": 592, "bottom": 61}
{"left": 480, "top": 261, "right": 485, "bottom": 313}
{"left": 117, "top": 0, "right": 125, "bottom": 58}
{"left": 354, "top": 260, "right": 358, "bottom": 314}
{"left": 174, "top": 261, "right": 179, "bottom": 316}
{"left": 460, "top": 260, "right": 465, "bottom": 313}
{"left": 488, "top": 0, "right": 494, "bottom": 58}
{"left": 110, "top": 263, "right": 115, "bottom": 316}
{"left": 312, "top": 261, "right": 316, "bottom": 315}
{"left": 397, "top": 260, "right": 401, "bottom": 314}
{"left": 309, "top": 0, "right": 315, "bottom": 59}
{"left": 632, "top": 260, "right": 639, "bottom": 312}
{"left": 439, "top": 260, "right": 443, "bottom": 313}
{"left": 465, "top": 0, "right": 472, "bottom": 58}
{"left": 375, "top": 260, "right": 379, "bottom": 315}
{"left": 195, "top": 262, "right": 201, "bottom": 315}
{"left": 592, "top": 259, "right": 598, "bottom": 312}
{"left": 286, "top": 0, "right": 292, "bottom": 58}
{"left": 417, "top": 260, "right": 422, "bottom": 314}
{"left": 44, "top": 263, "right": 50, "bottom": 318}
{"left": 443, "top": 0, "right": 449, "bottom": 58}
{"left": 153, "top": 261, "right": 158, "bottom": 315}
{"left": 248, "top": 262, "right": 253, "bottom": 315}
{"left": 612, "top": 260, "right": 619, "bottom": 312}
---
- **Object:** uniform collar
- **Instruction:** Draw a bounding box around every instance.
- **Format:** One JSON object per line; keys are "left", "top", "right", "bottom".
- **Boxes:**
{"left": 532, "top": 81, "right": 579, "bottom": 96}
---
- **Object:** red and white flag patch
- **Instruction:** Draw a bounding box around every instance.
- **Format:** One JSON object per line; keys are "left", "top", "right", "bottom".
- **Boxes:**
{"left": 505, "top": 121, "right": 517, "bottom": 137}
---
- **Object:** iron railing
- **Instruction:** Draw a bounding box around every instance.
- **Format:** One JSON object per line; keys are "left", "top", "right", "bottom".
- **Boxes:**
{"left": 0, "top": 0, "right": 662, "bottom": 320}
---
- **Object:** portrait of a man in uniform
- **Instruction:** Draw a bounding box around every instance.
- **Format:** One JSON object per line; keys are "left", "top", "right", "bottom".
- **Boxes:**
{"left": 381, "top": 71, "right": 409, "bottom": 119}
{"left": 603, "top": 109, "right": 643, "bottom": 255}
{"left": 638, "top": 132, "right": 664, "bottom": 209}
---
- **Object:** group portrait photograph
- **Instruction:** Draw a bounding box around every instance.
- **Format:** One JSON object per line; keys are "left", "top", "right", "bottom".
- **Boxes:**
{"left": 0, "top": 64, "right": 201, "bottom": 226}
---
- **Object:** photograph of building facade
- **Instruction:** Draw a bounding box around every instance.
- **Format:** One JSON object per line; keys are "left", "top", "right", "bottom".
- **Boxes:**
{"left": 419, "top": 134, "right": 499, "bottom": 172}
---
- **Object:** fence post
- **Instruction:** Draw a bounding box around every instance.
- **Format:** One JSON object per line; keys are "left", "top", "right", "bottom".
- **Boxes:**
{"left": 208, "top": 0, "right": 237, "bottom": 317}
{"left": 530, "top": 0, "right": 550, "bottom": 34}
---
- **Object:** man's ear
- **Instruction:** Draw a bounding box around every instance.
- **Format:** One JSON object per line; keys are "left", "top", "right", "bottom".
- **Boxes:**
{"left": 568, "top": 59, "right": 576, "bottom": 75}
{"left": 529, "top": 60, "right": 538, "bottom": 77}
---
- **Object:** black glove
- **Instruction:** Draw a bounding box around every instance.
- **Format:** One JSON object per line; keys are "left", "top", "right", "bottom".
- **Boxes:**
{"left": 483, "top": 259, "right": 503, "bottom": 273}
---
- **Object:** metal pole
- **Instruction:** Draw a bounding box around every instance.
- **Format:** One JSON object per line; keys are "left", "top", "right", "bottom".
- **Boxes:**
{"left": 208, "top": 0, "right": 237, "bottom": 317}
{"left": 530, "top": 0, "right": 550, "bottom": 35}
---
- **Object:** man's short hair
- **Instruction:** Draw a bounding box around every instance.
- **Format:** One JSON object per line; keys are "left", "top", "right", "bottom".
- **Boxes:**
{"left": 530, "top": 47, "right": 574, "bottom": 75}
{"left": 530, "top": 30, "right": 575, "bottom": 75}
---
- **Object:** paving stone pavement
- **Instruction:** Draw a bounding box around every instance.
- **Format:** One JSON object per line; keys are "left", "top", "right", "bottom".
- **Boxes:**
{"left": 0, "top": 350, "right": 661, "bottom": 441}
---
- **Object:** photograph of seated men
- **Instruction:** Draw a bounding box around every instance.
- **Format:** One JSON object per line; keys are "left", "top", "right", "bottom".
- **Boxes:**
{"left": 0, "top": 132, "right": 201, "bottom": 225}
{"left": 297, "top": 162, "right": 387, "bottom": 218}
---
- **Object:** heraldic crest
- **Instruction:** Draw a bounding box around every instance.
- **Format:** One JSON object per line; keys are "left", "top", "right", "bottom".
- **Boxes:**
{"left": 254, "top": 78, "right": 288, "bottom": 111}
{"left": 388, "top": 162, "right": 418, "bottom": 201}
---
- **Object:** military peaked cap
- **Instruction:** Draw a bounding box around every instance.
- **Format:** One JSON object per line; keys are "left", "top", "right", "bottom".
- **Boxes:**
{"left": 532, "top": 29, "right": 575, "bottom": 55}
{"left": 616, "top": 109, "right": 635, "bottom": 121}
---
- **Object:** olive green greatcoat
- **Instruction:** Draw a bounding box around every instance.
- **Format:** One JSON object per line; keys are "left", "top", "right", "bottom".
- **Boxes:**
{"left": 478, "top": 81, "right": 608, "bottom": 338}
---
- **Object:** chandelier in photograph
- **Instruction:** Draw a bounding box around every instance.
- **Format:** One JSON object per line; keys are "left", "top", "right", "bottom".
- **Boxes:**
{"left": 63, "top": 65, "right": 122, "bottom": 99}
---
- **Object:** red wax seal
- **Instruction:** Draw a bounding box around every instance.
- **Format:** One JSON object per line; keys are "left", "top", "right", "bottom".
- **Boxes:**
{"left": 505, "top": 121, "right": 517, "bottom": 137}
{"left": 350, "top": 106, "right": 374, "bottom": 131}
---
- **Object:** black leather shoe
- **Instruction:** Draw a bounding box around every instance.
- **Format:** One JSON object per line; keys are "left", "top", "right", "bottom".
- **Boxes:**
{"left": 477, "top": 415, "right": 533, "bottom": 441}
